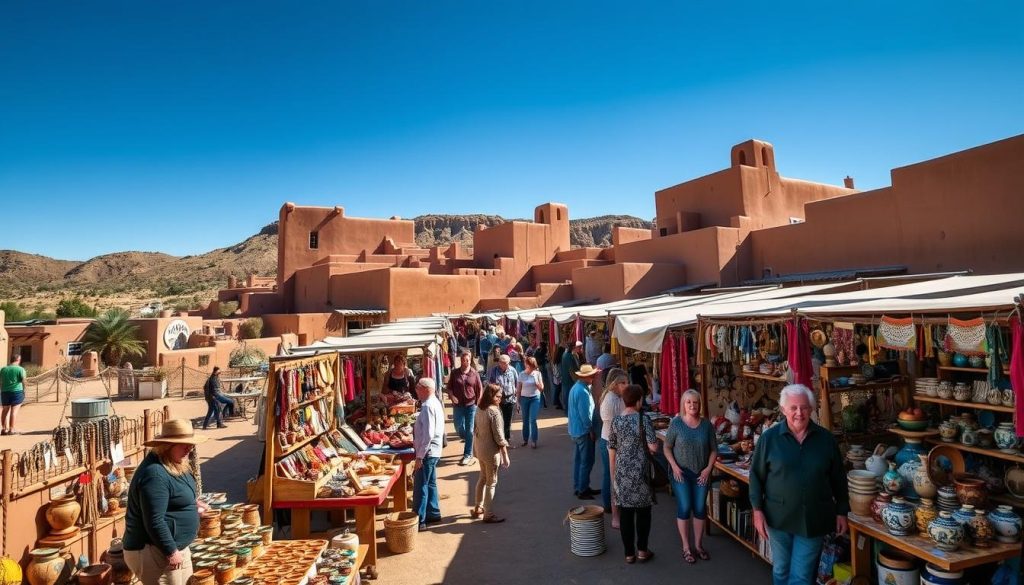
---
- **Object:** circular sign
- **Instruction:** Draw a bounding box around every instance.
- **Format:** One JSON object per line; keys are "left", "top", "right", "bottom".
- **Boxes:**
{"left": 163, "top": 319, "right": 191, "bottom": 350}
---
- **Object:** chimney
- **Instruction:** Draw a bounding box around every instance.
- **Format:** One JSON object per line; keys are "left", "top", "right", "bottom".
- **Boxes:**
{"left": 844, "top": 176, "right": 855, "bottom": 189}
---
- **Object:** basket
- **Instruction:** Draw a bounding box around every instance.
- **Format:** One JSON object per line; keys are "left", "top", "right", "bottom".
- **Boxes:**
{"left": 383, "top": 512, "right": 419, "bottom": 554}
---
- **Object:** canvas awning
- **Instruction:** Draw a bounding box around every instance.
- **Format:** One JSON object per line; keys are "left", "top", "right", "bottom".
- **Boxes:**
{"left": 291, "top": 316, "right": 450, "bottom": 355}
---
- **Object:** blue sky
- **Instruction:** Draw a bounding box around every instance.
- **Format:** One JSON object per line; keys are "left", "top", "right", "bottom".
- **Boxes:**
{"left": 1, "top": 1, "right": 1021, "bottom": 260}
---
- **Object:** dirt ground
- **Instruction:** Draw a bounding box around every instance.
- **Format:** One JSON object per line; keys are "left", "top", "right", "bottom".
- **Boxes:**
{"left": 5, "top": 381, "right": 771, "bottom": 584}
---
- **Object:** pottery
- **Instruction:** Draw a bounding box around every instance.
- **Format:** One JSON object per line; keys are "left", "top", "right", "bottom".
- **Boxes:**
{"left": 895, "top": 439, "right": 927, "bottom": 498}
{"left": 928, "top": 512, "right": 965, "bottom": 551}
{"left": 881, "top": 497, "right": 916, "bottom": 535}
{"left": 872, "top": 492, "right": 893, "bottom": 523}
{"left": 849, "top": 491, "right": 875, "bottom": 517}
{"left": 952, "top": 504, "right": 976, "bottom": 540}
{"left": 988, "top": 388, "right": 1003, "bottom": 406}
{"left": 937, "top": 385, "right": 954, "bottom": 400}
{"left": 915, "top": 498, "right": 938, "bottom": 534}
{"left": 953, "top": 383, "right": 971, "bottom": 402}
{"left": 101, "top": 539, "right": 133, "bottom": 585}
{"left": 952, "top": 353, "right": 969, "bottom": 368}
{"left": 77, "top": 564, "right": 112, "bottom": 585}
{"left": 1005, "top": 466, "right": 1024, "bottom": 499}
{"left": 960, "top": 427, "right": 978, "bottom": 447}
{"left": 989, "top": 505, "right": 1022, "bottom": 543}
{"left": 994, "top": 422, "right": 1018, "bottom": 451}
{"left": 876, "top": 556, "right": 919, "bottom": 585}
{"left": 938, "top": 351, "right": 953, "bottom": 367}
{"left": 44, "top": 494, "right": 81, "bottom": 536}
{"left": 25, "top": 548, "right": 68, "bottom": 585}
{"left": 192, "top": 569, "right": 216, "bottom": 585}
{"left": 912, "top": 454, "right": 937, "bottom": 500}
{"left": 968, "top": 509, "right": 994, "bottom": 548}
{"left": 1002, "top": 389, "right": 1015, "bottom": 407}
{"left": 953, "top": 473, "right": 987, "bottom": 507}
{"left": 923, "top": 564, "right": 964, "bottom": 585}
{"left": 864, "top": 445, "right": 889, "bottom": 478}
{"left": 969, "top": 355, "right": 985, "bottom": 368}
{"left": 882, "top": 462, "right": 905, "bottom": 496}
{"left": 977, "top": 429, "right": 995, "bottom": 449}
{"left": 938, "top": 421, "right": 959, "bottom": 443}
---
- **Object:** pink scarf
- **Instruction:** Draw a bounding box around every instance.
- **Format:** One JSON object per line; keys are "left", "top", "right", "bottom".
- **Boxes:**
{"left": 786, "top": 318, "right": 814, "bottom": 387}
{"left": 1010, "top": 317, "right": 1024, "bottom": 436}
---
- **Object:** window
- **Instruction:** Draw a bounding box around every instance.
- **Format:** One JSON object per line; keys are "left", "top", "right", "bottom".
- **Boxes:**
{"left": 738, "top": 151, "right": 747, "bottom": 166}
{"left": 199, "top": 355, "right": 210, "bottom": 367}
{"left": 556, "top": 209, "right": 562, "bottom": 220}
{"left": 309, "top": 231, "right": 319, "bottom": 249}
{"left": 659, "top": 228, "right": 668, "bottom": 237}
{"left": 761, "top": 147, "right": 769, "bottom": 167}
{"left": 67, "top": 342, "right": 83, "bottom": 357}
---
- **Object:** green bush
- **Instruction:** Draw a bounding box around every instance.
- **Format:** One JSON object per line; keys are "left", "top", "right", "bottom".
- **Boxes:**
{"left": 218, "top": 301, "right": 239, "bottom": 318}
{"left": 56, "top": 297, "right": 99, "bottom": 318}
{"left": 238, "top": 317, "right": 264, "bottom": 339}
{"left": 229, "top": 345, "right": 267, "bottom": 368}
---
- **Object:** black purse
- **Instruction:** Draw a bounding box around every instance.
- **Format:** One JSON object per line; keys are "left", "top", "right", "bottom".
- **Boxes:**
{"left": 638, "top": 409, "right": 669, "bottom": 502}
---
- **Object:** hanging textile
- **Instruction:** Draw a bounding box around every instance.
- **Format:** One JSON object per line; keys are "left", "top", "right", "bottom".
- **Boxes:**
{"left": 610, "top": 335, "right": 620, "bottom": 355}
{"left": 945, "top": 317, "right": 988, "bottom": 356}
{"left": 660, "top": 335, "right": 678, "bottom": 415}
{"left": 987, "top": 324, "right": 1008, "bottom": 388}
{"left": 922, "top": 325, "right": 935, "bottom": 358}
{"left": 679, "top": 334, "right": 690, "bottom": 394}
{"left": 786, "top": 318, "right": 814, "bottom": 387}
{"left": 343, "top": 358, "right": 356, "bottom": 402}
{"left": 422, "top": 352, "right": 435, "bottom": 382}
{"left": 876, "top": 316, "right": 917, "bottom": 351}
{"left": 738, "top": 327, "right": 756, "bottom": 362}
{"left": 1009, "top": 317, "right": 1024, "bottom": 437}
{"left": 574, "top": 316, "right": 583, "bottom": 344}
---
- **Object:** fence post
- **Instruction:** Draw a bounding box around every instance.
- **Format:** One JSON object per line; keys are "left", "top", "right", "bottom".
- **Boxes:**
{"left": 2, "top": 449, "right": 11, "bottom": 557}
{"left": 144, "top": 409, "right": 152, "bottom": 443}
{"left": 181, "top": 358, "right": 186, "bottom": 398}
{"left": 163, "top": 404, "right": 171, "bottom": 421}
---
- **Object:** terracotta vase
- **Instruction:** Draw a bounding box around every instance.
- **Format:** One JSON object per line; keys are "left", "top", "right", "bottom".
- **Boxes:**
{"left": 101, "top": 539, "right": 133, "bottom": 585}
{"left": 26, "top": 548, "right": 67, "bottom": 585}
{"left": 912, "top": 454, "right": 937, "bottom": 500}
{"left": 871, "top": 492, "right": 892, "bottom": 523}
{"left": 44, "top": 495, "right": 81, "bottom": 536}
{"left": 77, "top": 564, "right": 111, "bottom": 585}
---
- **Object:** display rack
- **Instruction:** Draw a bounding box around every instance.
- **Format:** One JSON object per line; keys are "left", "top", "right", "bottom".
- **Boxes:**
{"left": 817, "top": 364, "right": 911, "bottom": 435}
{"left": 709, "top": 461, "right": 772, "bottom": 564}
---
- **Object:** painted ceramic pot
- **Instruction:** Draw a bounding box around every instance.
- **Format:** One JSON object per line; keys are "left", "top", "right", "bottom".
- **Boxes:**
{"left": 989, "top": 388, "right": 1004, "bottom": 406}
{"left": 938, "top": 351, "right": 953, "bottom": 367}
{"left": 912, "top": 454, "right": 937, "bottom": 500}
{"left": 895, "top": 439, "right": 926, "bottom": 498}
{"left": 969, "top": 355, "right": 985, "bottom": 368}
{"left": 928, "top": 512, "right": 965, "bottom": 552}
{"left": 994, "top": 422, "right": 1018, "bottom": 452}
{"left": 872, "top": 492, "right": 893, "bottom": 523}
{"left": 977, "top": 429, "right": 995, "bottom": 449}
{"left": 953, "top": 383, "right": 971, "bottom": 402}
{"left": 952, "top": 505, "right": 977, "bottom": 542}
{"left": 915, "top": 498, "right": 938, "bottom": 534}
{"left": 953, "top": 474, "right": 987, "bottom": 507}
{"left": 882, "top": 462, "right": 905, "bottom": 496}
{"left": 881, "top": 497, "right": 916, "bottom": 536}
{"left": 960, "top": 427, "right": 978, "bottom": 447}
{"left": 989, "top": 505, "right": 1022, "bottom": 543}
{"left": 938, "top": 421, "right": 959, "bottom": 443}
{"left": 44, "top": 494, "right": 81, "bottom": 535}
{"left": 952, "top": 353, "right": 970, "bottom": 368}
{"left": 26, "top": 548, "right": 68, "bottom": 585}
{"left": 1003, "top": 389, "right": 1015, "bottom": 407}
{"left": 968, "top": 509, "right": 994, "bottom": 548}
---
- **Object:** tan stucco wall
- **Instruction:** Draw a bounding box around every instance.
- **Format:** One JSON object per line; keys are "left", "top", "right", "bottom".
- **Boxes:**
{"left": 571, "top": 263, "right": 687, "bottom": 302}
{"left": 6, "top": 321, "right": 91, "bottom": 369}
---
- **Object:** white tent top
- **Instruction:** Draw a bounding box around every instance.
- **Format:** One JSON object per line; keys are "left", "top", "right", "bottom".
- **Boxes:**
{"left": 290, "top": 316, "right": 450, "bottom": 355}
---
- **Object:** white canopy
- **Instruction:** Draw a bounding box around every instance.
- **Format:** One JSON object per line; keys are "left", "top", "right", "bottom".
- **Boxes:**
{"left": 290, "top": 316, "right": 450, "bottom": 355}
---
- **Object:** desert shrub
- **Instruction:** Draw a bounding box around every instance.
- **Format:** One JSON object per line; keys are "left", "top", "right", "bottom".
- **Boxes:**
{"left": 218, "top": 301, "right": 239, "bottom": 318}
{"left": 56, "top": 297, "right": 99, "bottom": 318}
{"left": 229, "top": 345, "right": 267, "bottom": 368}
{"left": 238, "top": 317, "right": 264, "bottom": 339}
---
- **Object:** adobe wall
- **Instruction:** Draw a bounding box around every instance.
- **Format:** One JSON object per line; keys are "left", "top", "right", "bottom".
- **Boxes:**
{"left": 277, "top": 203, "right": 416, "bottom": 311}
{"left": 654, "top": 169, "right": 744, "bottom": 236}
{"left": 612, "top": 227, "right": 652, "bottom": 246}
{"left": 326, "top": 269, "right": 393, "bottom": 313}
{"left": 613, "top": 226, "right": 742, "bottom": 286}
{"left": 132, "top": 316, "right": 205, "bottom": 367}
{"left": 571, "top": 263, "right": 688, "bottom": 302}
{"left": 293, "top": 261, "right": 394, "bottom": 314}
{"left": 386, "top": 269, "right": 480, "bottom": 319}
{"left": 6, "top": 321, "right": 91, "bottom": 369}
{"left": 237, "top": 290, "right": 284, "bottom": 316}
{"left": 750, "top": 134, "right": 1024, "bottom": 278}
{"left": 261, "top": 313, "right": 333, "bottom": 346}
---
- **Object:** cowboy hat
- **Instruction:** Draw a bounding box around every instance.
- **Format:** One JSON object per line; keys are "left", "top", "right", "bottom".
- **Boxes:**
{"left": 574, "top": 364, "right": 601, "bottom": 378}
{"left": 144, "top": 419, "right": 209, "bottom": 447}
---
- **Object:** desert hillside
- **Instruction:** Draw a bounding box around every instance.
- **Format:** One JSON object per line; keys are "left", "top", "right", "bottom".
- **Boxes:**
{"left": 0, "top": 214, "right": 651, "bottom": 315}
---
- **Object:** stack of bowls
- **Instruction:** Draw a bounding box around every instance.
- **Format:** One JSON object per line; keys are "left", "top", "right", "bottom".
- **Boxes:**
{"left": 916, "top": 378, "right": 938, "bottom": 397}
{"left": 848, "top": 469, "right": 879, "bottom": 516}
{"left": 846, "top": 445, "right": 868, "bottom": 470}
{"left": 876, "top": 548, "right": 919, "bottom": 585}
{"left": 921, "top": 563, "right": 964, "bottom": 585}
{"left": 936, "top": 485, "right": 959, "bottom": 513}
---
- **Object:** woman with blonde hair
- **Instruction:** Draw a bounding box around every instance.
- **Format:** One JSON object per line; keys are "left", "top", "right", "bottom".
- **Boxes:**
{"left": 664, "top": 389, "right": 717, "bottom": 564}
{"left": 471, "top": 383, "right": 511, "bottom": 523}
{"left": 515, "top": 356, "right": 545, "bottom": 448}
{"left": 598, "top": 368, "right": 628, "bottom": 526}
{"left": 122, "top": 419, "right": 209, "bottom": 585}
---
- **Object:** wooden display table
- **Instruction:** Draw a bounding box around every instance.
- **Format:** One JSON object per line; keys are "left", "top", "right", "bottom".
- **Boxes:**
{"left": 847, "top": 512, "right": 1021, "bottom": 576}
{"left": 273, "top": 464, "right": 408, "bottom": 571}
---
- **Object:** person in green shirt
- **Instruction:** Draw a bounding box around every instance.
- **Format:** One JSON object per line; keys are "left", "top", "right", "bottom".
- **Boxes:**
{"left": 750, "top": 384, "right": 848, "bottom": 585}
{"left": 1, "top": 355, "right": 27, "bottom": 435}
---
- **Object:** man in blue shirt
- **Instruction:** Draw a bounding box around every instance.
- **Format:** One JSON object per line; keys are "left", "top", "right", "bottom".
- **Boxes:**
{"left": 569, "top": 364, "right": 601, "bottom": 499}
{"left": 478, "top": 327, "right": 497, "bottom": 369}
{"left": 487, "top": 355, "right": 519, "bottom": 442}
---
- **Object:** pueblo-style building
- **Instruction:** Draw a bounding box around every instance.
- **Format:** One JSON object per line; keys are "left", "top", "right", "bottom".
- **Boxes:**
{"left": 5, "top": 134, "right": 1023, "bottom": 370}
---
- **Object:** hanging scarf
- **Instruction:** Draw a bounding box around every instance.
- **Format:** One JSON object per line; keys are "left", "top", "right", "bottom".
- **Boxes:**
{"left": 574, "top": 316, "right": 583, "bottom": 344}
{"left": 786, "top": 318, "right": 814, "bottom": 387}
{"left": 987, "top": 324, "right": 1007, "bottom": 388}
{"left": 877, "top": 316, "right": 917, "bottom": 351}
{"left": 678, "top": 334, "right": 690, "bottom": 409}
{"left": 945, "top": 317, "right": 988, "bottom": 356}
{"left": 1010, "top": 317, "right": 1024, "bottom": 437}
{"left": 660, "top": 335, "right": 677, "bottom": 415}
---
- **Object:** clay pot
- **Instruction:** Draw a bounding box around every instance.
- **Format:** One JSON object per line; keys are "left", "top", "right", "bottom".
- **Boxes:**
{"left": 928, "top": 512, "right": 965, "bottom": 552}
{"left": 45, "top": 495, "right": 81, "bottom": 535}
{"left": 192, "top": 569, "right": 216, "bottom": 585}
{"left": 240, "top": 504, "right": 261, "bottom": 527}
{"left": 968, "top": 509, "right": 994, "bottom": 548}
{"left": 915, "top": 498, "right": 938, "bottom": 534}
{"left": 26, "top": 548, "right": 68, "bottom": 585}
{"left": 100, "top": 539, "right": 133, "bottom": 585}
{"left": 953, "top": 473, "right": 988, "bottom": 507}
{"left": 871, "top": 492, "right": 892, "bottom": 523}
{"left": 989, "top": 505, "right": 1023, "bottom": 543}
{"left": 881, "top": 497, "right": 916, "bottom": 536}
{"left": 77, "top": 564, "right": 112, "bottom": 585}
{"left": 882, "top": 462, "right": 905, "bottom": 496}
{"left": 912, "top": 454, "right": 937, "bottom": 500}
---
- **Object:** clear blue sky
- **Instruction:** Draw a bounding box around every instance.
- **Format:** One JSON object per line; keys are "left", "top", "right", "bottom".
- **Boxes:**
{"left": 1, "top": 1, "right": 1021, "bottom": 260}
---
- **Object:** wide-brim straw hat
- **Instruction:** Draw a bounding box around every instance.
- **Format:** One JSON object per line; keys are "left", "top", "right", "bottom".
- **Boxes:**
{"left": 574, "top": 364, "right": 601, "bottom": 378}
{"left": 145, "top": 419, "right": 209, "bottom": 447}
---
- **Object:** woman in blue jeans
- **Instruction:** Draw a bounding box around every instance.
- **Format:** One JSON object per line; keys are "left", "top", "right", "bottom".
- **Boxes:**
{"left": 515, "top": 357, "right": 544, "bottom": 447}
{"left": 663, "top": 389, "right": 717, "bottom": 564}
{"left": 598, "top": 369, "right": 627, "bottom": 525}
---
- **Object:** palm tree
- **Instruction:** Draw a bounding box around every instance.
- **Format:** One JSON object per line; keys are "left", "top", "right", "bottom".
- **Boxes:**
{"left": 82, "top": 308, "right": 147, "bottom": 367}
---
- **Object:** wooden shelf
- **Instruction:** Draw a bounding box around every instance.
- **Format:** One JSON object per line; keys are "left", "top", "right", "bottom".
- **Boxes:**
{"left": 924, "top": 439, "right": 1024, "bottom": 465}
{"left": 938, "top": 366, "right": 993, "bottom": 374}
{"left": 290, "top": 393, "right": 331, "bottom": 412}
{"left": 913, "top": 395, "right": 1015, "bottom": 413}
{"left": 708, "top": 516, "right": 770, "bottom": 564}
{"left": 826, "top": 379, "right": 908, "bottom": 392}
{"left": 275, "top": 433, "right": 319, "bottom": 459}
{"left": 740, "top": 372, "right": 787, "bottom": 383}
{"left": 887, "top": 426, "right": 940, "bottom": 439}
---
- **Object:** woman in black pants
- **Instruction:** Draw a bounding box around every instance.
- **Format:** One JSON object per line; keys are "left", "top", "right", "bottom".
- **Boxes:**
{"left": 608, "top": 384, "right": 658, "bottom": 563}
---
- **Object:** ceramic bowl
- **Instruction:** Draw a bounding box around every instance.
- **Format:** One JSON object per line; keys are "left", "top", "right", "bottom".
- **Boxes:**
{"left": 953, "top": 473, "right": 988, "bottom": 507}
{"left": 897, "top": 419, "right": 929, "bottom": 431}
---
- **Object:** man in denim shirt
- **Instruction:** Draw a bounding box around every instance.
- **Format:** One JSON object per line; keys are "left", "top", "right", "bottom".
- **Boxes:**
{"left": 487, "top": 354, "right": 518, "bottom": 442}
{"left": 569, "top": 364, "right": 601, "bottom": 499}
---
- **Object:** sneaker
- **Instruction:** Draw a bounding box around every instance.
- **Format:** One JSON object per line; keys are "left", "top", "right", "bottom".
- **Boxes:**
{"left": 459, "top": 456, "right": 471, "bottom": 466}
{"left": 217, "top": 424, "right": 227, "bottom": 429}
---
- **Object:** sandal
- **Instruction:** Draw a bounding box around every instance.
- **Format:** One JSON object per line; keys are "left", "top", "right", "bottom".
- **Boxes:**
{"left": 470, "top": 507, "right": 482, "bottom": 519}
{"left": 696, "top": 547, "right": 710, "bottom": 561}
{"left": 637, "top": 550, "right": 655, "bottom": 563}
{"left": 625, "top": 556, "right": 636, "bottom": 564}
{"left": 482, "top": 514, "right": 506, "bottom": 523}
{"left": 682, "top": 549, "right": 696, "bottom": 565}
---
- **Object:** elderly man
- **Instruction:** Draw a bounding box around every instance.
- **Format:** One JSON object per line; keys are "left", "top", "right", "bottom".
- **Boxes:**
{"left": 413, "top": 378, "right": 446, "bottom": 531}
{"left": 487, "top": 354, "right": 518, "bottom": 442}
{"left": 750, "top": 384, "right": 848, "bottom": 585}
{"left": 569, "top": 364, "right": 601, "bottom": 500}
{"left": 447, "top": 350, "right": 482, "bottom": 466}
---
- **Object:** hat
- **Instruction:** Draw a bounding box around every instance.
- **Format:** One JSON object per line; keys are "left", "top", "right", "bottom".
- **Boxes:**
{"left": 810, "top": 329, "right": 827, "bottom": 348}
{"left": 574, "top": 364, "right": 601, "bottom": 378}
{"left": 574, "top": 341, "right": 584, "bottom": 348}
{"left": 145, "top": 419, "right": 209, "bottom": 447}
{"left": 417, "top": 378, "right": 436, "bottom": 392}
{"left": 498, "top": 355, "right": 511, "bottom": 364}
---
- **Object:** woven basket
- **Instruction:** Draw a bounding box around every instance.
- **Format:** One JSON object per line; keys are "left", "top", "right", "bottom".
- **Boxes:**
{"left": 383, "top": 512, "right": 419, "bottom": 554}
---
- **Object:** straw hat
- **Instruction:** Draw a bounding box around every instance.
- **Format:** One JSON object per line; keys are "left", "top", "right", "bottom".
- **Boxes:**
{"left": 574, "top": 364, "right": 601, "bottom": 378}
{"left": 145, "top": 419, "right": 209, "bottom": 447}
{"left": 810, "top": 329, "right": 827, "bottom": 348}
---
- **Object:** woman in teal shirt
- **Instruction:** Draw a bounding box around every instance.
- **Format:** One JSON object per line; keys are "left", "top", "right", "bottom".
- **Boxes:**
{"left": 750, "top": 384, "right": 848, "bottom": 585}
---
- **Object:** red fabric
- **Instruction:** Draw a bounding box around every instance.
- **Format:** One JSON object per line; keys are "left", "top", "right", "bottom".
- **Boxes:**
{"left": 343, "top": 359, "right": 356, "bottom": 402}
{"left": 422, "top": 355, "right": 435, "bottom": 383}
{"left": 574, "top": 316, "right": 583, "bottom": 344}
{"left": 786, "top": 318, "right": 814, "bottom": 387}
{"left": 678, "top": 334, "right": 690, "bottom": 408}
{"left": 548, "top": 320, "right": 556, "bottom": 352}
{"left": 660, "top": 336, "right": 678, "bottom": 415}
{"left": 1011, "top": 317, "right": 1024, "bottom": 436}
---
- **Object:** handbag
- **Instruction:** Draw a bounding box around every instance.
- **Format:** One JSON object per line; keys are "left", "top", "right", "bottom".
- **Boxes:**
{"left": 638, "top": 409, "right": 669, "bottom": 502}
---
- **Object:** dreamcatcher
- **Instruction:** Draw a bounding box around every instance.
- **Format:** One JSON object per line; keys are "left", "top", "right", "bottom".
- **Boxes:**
{"left": 944, "top": 317, "right": 988, "bottom": 356}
